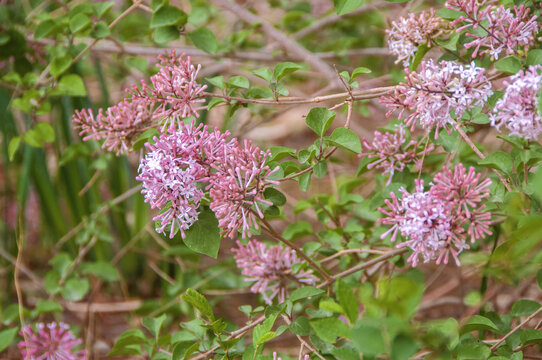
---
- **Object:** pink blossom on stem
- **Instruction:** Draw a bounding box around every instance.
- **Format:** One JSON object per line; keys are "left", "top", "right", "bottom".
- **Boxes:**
{"left": 360, "top": 125, "right": 435, "bottom": 185}
{"left": 445, "top": 0, "right": 539, "bottom": 59}
{"left": 490, "top": 65, "right": 542, "bottom": 141}
{"left": 233, "top": 240, "right": 318, "bottom": 304}
{"left": 381, "top": 60, "right": 492, "bottom": 138}
{"left": 18, "top": 322, "right": 86, "bottom": 360}
{"left": 73, "top": 99, "right": 154, "bottom": 155}
{"left": 386, "top": 9, "right": 443, "bottom": 66}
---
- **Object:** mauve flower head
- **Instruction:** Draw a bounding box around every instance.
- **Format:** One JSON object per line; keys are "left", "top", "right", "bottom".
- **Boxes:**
{"left": 381, "top": 60, "right": 492, "bottom": 138}
{"left": 208, "top": 140, "right": 279, "bottom": 239}
{"left": 446, "top": 0, "right": 539, "bottom": 59}
{"left": 233, "top": 240, "right": 318, "bottom": 304}
{"left": 490, "top": 65, "right": 542, "bottom": 141}
{"left": 379, "top": 165, "right": 492, "bottom": 266}
{"left": 360, "top": 125, "right": 435, "bottom": 185}
{"left": 387, "top": 9, "right": 443, "bottom": 66}
{"left": 18, "top": 322, "right": 86, "bottom": 360}
{"left": 73, "top": 99, "right": 154, "bottom": 155}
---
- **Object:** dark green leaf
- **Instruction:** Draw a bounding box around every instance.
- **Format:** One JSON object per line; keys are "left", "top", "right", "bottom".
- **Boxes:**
{"left": 81, "top": 261, "right": 119, "bottom": 281}
{"left": 182, "top": 208, "right": 221, "bottom": 258}
{"left": 337, "top": 279, "right": 358, "bottom": 324}
{"left": 511, "top": 300, "right": 540, "bottom": 317}
{"left": 527, "top": 49, "right": 542, "bottom": 66}
{"left": 351, "top": 322, "right": 386, "bottom": 356}
{"left": 227, "top": 76, "right": 250, "bottom": 89}
{"left": 325, "top": 128, "right": 362, "bottom": 153}
{"left": 69, "top": 13, "right": 92, "bottom": 33}
{"left": 310, "top": 318, "right": 349, "bottom": 343}
{"left": 50, "top": 55, "right": 72, "bottom": 78}
{"left": 153, "top": 26, "right": 180, "bottom": 43}
{"left": 61, "top": 277, "right": 90, "bottom": 301}
{"left": 305, "top": 107, "right": 336, "bottom": 137}
{"left": 283, "top": 221, "right": 313, "bottom": 240}
{"left": 91, "top": 21, "right": 110, "bottom": 39}
{"left": 264, "top": 188, "right": 286, "bottom": 206}
{"left": 35, "top": 19, "right": 55, "bottom": 39}
{"left": 290, "top": 316, "right": 310, "bottom": 336}
{"left": 150, "top": 5, "right": 187, "bottom": 28}
{"left": 520, "top": 329, "right": 542, "bottom": 345}
{"left": 460, "top": 315, "right": 499, "bottom": 334}
{"left": 290, "top": 286, "right": 324, "bottom": 302}
{"left": 142, "top": 314, "right": 167, "bottom": 343}
{"left": 188, "top": 27, "right": 218, "bottom": 55}
{"left": 495, "top": 57, "right": 522, "bottom": 74}
{"left": 93, "top": 1, "right": 114, "bottom": 17}
{"left": 479, "top": 151, "right": 514, "bottom": 174}
{"left": 33, "top": 300, "right": 62, "bottom": 316}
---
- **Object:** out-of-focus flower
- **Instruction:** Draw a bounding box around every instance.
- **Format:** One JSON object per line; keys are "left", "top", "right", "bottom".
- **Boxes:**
{"left": 360, "top": 125, "right": 435, "bottom": 185}
{"left": 381, "top": 60, "right": 492, "bottom": 138}
{"left": 490, "top": 65, "right": 542, "bottom": 141}
{"left": 387, "top": 9, "right": 443, "bottom": 66}
{"left": 208, "top": 140, "right": 279, "bottom": 239}
{"left": 379, "top": 164, "right": 492, "bottom": 266}
{"left": 18, "top": 322, "right": 86, "bottom": 360}
{"left": 445, "top": 0, "right": 539, "bottom": 59}
{"left": 73, "top": 99, "right": 154, "bottom": 155}
{"left": 233, "top": 240, "right": 318, "bottom": 304}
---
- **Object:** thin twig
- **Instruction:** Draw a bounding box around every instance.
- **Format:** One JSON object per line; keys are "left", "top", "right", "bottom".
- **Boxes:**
{"left": 491, "top": 306, "right": 542, "bottom": 351}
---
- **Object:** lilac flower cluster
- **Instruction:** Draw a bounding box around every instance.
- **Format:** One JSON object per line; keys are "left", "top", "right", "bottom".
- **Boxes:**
{"left": 233, "top": 240, "right": 318, "bottom": 304}
{"left": 18, "top": 322, "right": 86, "bottom": 360}
{"left": 360, "top": 125, "right": 435, "bottom": 185}
{"left": 386, "top": 9, "right": 443, "bottom": 66}
{"left": 490, "top": 65, "right": 542, "bottom": 141}
{"left": 73, "top": 51, "right": 207, "bottom": 155}
{"left": 379, "top": 164, "right": 492, "bottom": 266}
{"left": 381, "top": 60, "right": 492, "bottom": 138}
{"left": 137, "top": 121, "right": 279, "bottom": 239}
{"left": 445, "top": 0, "right": 539, "bottom": 59}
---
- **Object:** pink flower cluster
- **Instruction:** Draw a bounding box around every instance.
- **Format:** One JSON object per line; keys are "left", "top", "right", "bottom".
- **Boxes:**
{"left": 18, "top": 322, "right": 86, "bottom": 360}
{"left": 386, "top": 9, "right": 443, "bottom": 66}
{"left": 379, "top": 164, "right": 492, "bottom": 266}
{"left": 73, "top": 51, "right": 207, "bottom": 155}
{"left": 490, "top": 65, "right": 542, "bottom": 141}
{"left": 360, "top": 125, "right": 435, "bottom": 185}
{"left": 381, "top": 60, "right": 492, "bottom": 138}
{"left": 137, "top": 121, "right": 279, "bottom": 239}
{"left": 445, "top": 0, "right": 539, "bottom": 59}
{"left": 233, "top": 240, "right": 318, "bottom": 304}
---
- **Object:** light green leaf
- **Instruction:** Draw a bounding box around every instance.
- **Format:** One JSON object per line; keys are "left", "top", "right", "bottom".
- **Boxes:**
{"left": 50, "top": 55, "right": 72, "bottom": 78}
{"left": 305, "top": 107, "right": 336, "bottom": 137}
{"left": 290, "top": 286, "right": 324, "bottom": 302}
{"left": 93, "top": 1, "right": 114, "bottom": 17}
{"left": 61, "top": 277, "right": 90, "bottom": 301}
{"left": 273, "top": 62, "right": 303, "bottom": 82}
{"left": 325, "top": 128, "right": 362, "bottom": 153}
{"left": 182, "top": 288, "right": 214, "bottom": 321}
{"left": 188, "top": 27, "right": 218, "bottom": 55}
{"left": 182, "top": 208, "right": 221, "bottom": 258}
{"left": 511, "top": 300, "right": 541, "bottom": 317}
{"left": 479, "top": 151, "right": 514, "bottom": 174}
{"left": 338, "top": 279, "right": 358, "bottom": 324}
{"left": 69, "top": 13, "right": 92, "bottom": 33}
{"left": 333, "top": 0, "right": 365, "bottom": 15}
{"left": 33, "top": 300, "right": 63, "bottom": 316}
{"left": 150, "top": 5, "right": 187, "bottom": 28}
{"left": 283, "top": 221, "right": 313, "bottom": 240}
{"left": 351, "top": 322, "right": 386, "bottom": 356}
{"left": 460, "top": 315, "right": 499, "bottom": 334}
{"left": 227, "top": 76, "right": 250, "bottom": 89}
{"left": 0, "top": 327, "right": 18, "bottom": 353}
{"left": 310, "top": 317, "right": 349, "bottom": 343}
{"left": 8, "top": 136, "right": 20, "bottom": 161}
{"left": 52, "top": 74, "right": 87, "bottom": 96}
{"left": 495, "top": 56, "right": 522, "bottom": 74}
{"left": 252, "top": 67, "right": 273, "bottom": 83}
{"left": 142, "top": 314, "right": 167, "bottom": 343}
{"left": 527, "top": 49, "right": 542, "bottom": 66}
{"left": 91, "top": 21, "right": 110, "bottom": 39}
{"left": 351, "top": 67, "right": 371, "bottom": 79}
{"left": 81, "top": 261, "right": 120, "bottom": 281}
{"left": 153, "top": 26, "right": 180, "bottom": 43}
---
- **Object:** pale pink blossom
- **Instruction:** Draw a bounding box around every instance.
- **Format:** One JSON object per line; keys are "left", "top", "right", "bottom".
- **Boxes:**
{"left": 233, "top": 240, "right": 318, "bottom": 304}
{"left": 18, "top": 322, "right": 86, "bottom": 360}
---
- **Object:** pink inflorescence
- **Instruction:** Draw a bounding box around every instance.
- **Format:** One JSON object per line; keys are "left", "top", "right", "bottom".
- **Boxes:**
{"left": 137, "top": 121, "right": 279, "bottom": 239}
{"left": 73, "top": 99, "right": 154, "bottom": 155}
{"left": 445, "top": 0, "right": 539, "bottom": 59}
{"left": 381, "top": 60, "right": 492, "bottom": 138}
{"left": 72, "top": 51, "right": 207, "bottom": 155}
{"left": 379, "top": 164, "right": 492, "bottom": 266}
{"left": 18, "top": 322, "right": 86, "bottom": 360}
{"left": 386, "top": 9, "right": 443, "bottom": 66}
{"left": 490, "top": 65, "right": 542, "bottom": 141}
{"left": 360, "top": 125, "right": 435, "bottom": 185}
{"left": 233, "top": 240, "right": 318, "bottom": 304}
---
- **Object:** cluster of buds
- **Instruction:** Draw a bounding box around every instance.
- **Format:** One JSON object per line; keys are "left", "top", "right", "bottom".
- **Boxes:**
{"left": 490, "top": 65, "right": 542, "bottom": 141}
{"left": 233, "top": 240, "right": 318, "bottom": 304}
{"left": 386, "top": 9, "right": 443, "bottom": 66}
{"left": 379, "top": 164, "right": 492, "bottom": 266}
{"left": 73, "top": 51, "right": 207, "bottom": 155}
{"left": 381, "top": 60, "right": 493, "bottom": 138}
{"left": 360, "top": 125, "right": 435, "bottom": 185}
{"left": 445, "top": 0, "right": 539, "bottom": 59}
{"left": 137, "top": 121, "right": 279, "bottom": 239}
{"left": 18, "top": 322, "right": 86, "bottom": 360}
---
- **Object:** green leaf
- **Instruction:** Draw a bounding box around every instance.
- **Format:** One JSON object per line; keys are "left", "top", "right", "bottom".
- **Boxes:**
{"left": 153, "top": 26, "right": 180, "bottom": 43}
{"left": 351, "top": 321, "right": 386, "bottom": 356}
{"left": 273, "top": 62, "right": 302, "bottom": 82}
{"left": 409, "top": 42, "right": 429, "bottom": 71}
{"left": 8, "top": 136, "right": 20, "bottom": 161}
{"left": 310, "top": 318, "right": 349, "bottom": 343}
{"left": 252, "top": 67, "right": 273, "bottom": 83}
{"left": 50, "top": 55, "right": 72, "bottom": 78}
{"left": 338, "top": 279, "right": 358, "bottom": 324}
{"left": 520, "top": 329, "right": 542, "bottom": 346}
{"left": 305, "top": 107, "right": 336, "bottom": 137}
{"left": 290, "top": 316, "right": 310, "bottom": 336}
{"left": 91, "top": 21, "right": 110, "bottom": 39}
{"left": 495, "top": 56, "right": 522, "bottom": 74}
{"left": 52, "top": 74, "right": 87, "bottom": 97}
{"left": 319, "top": 300, "right": 345, "bottom": 314}
{"left": 264, "top": 188, "right": 286, "bottom": 206}
{"left": 510, "top": 300, "right": 541, "bottom": 317}
{"left": 351, "top": 67, "right": 371, "bottom": 79}
{"left": 81, "top": 261, "right": 119, "bottom": 281}
{"left": 290, "top": 286, "right": 325, "bottom": 302}
{"left": 0, "top": 327, "right": 18, "bottom": 353}
{"left": 142, "top": 314, "right": 167, "bottom": 343}
{"left": 527, "top": 49, "right": 542, "bottom": 66}
{"left": 33, "top": 300, "right": 63, "bottom": 316}
{"left": 132, "top": 128, "right": 160, "bottom": 151}
{"left": 479, "top": 151, "right": 514, "bottom": 175}
{"left": 35, "top": 19, "right": 56, "bottom": 39}
{"left": 24, "top": 122, "right": 56, "bottom": 147}
{"left": 188, "top": 27, "right": 218, "bottom": 55}
{"left": 150, "top": 5, "right": 187, "bottom": 28}
{"left": 69, "top": 13, "right": 92, "bottom": 33}
{"left": 537, "top": 269, "right": 542, "bottom": 290}
{"left": 391, "top": 334, "right": 418, "bottom": 360}
{"left": 93, "top": 1, "right": 114, "bottom": 17}
{"left": 283, "top": 220, "right": 313, "bottom": 240}
{"left": 227, "top": 76, "right": 250, "bottom": 89}
{"left": 460, "top": 315, "right": 499, "bottom": 335}
{"left": 61, "top": 277, "right": 90, "bottom": 301}
{"left": 182, "top": 288, "right": 214, "bottom": 321}
{"left": 182, "top": 208, "right": 221, "bottom": 258}
{"left": 325, "top": 128, "right": 362, "bottom": 153}
{"left": 109, "top": 329, "right": 147, "bottom": 356}
{"left": 333, "top": 0, "right": 365, "bottom": 15}
{"left": 313, "top": 161, "right": 327, "bottom": 178}
{"left": 172, "top": 341, "right": 199, "bottom": 360}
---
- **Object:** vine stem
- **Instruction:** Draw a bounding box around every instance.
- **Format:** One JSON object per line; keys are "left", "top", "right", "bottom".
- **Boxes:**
{"left": 455, "top": 125, "right": 512, "bottom": 191}
{"left": 259, "top": 217, "right": 331, "bottom": 281}
{"left": 490, "top": 306, "right": 542, "bottom": 351}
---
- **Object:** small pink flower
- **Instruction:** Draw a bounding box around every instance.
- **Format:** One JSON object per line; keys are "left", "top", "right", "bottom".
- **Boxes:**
{"left": 490, "top": 65, "right": 542, "bottom": 141}
{"left": 18, "top": 322, "right": 86, "bottom": 360}
{"left": 233, "top": 240, "right": 318, "bottom": 304}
